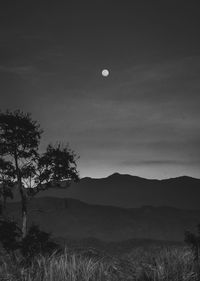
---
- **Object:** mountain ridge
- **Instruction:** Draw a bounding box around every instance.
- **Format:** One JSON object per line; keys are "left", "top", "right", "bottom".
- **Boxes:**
{"left": 10, "top": 173, "right": 200, "bottom": 210}
{"left": 82, "top": 173, "right": 199, "bottom": 181}
{"left": 5, "top": 196, "right": 200, "bottom": 242}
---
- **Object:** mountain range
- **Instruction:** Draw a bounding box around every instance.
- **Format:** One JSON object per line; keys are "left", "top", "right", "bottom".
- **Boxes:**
{"left": 6, "top": 173, "right": 200, "bottom": 243}
{"left": 33, "top": 173, "right": 200, "bottom": 210}
{"left": 6, "top": 197, "right": 200, "bottom": 242}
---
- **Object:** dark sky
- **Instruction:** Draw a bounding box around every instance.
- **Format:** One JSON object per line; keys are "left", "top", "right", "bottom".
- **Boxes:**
{"left": 1, "top": 1, "right": 200, "bottom": 179}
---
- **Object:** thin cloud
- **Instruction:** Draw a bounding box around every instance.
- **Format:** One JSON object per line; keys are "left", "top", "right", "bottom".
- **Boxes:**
{"left": 121, "top": 160, "right": 200, "bottom": 166}
{"left": 0, "top": 65, "right": 35, "bottom": 75}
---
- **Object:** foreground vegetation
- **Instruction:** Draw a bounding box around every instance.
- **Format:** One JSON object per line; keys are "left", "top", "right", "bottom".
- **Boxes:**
{"left": 0, "top": 245, "right": 199, "bottom": 281}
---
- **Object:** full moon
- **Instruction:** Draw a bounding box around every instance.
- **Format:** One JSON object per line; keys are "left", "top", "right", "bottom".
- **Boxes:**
{"left": 102, "top": 69, "right": 109, "bottom": 77}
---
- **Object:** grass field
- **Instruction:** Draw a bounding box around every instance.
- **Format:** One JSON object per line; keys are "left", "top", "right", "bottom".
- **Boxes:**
{"left": 0, "top": 245, "right": 199, "bottom": 281}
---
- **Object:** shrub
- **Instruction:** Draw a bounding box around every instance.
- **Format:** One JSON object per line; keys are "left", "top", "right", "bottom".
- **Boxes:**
{"left": 0, "top": 219, "right": 60, "bottom": 261}
{"left": 185, "top": 224, "right": 200, "bottom": 279}
{"left": 21, "top": 224, "right": 60, "bottom": 260}
{"left": 185, "top": 224, "right": 200, "bottom": 261}
{"left": 0, "top": 218, "right": 21, "bottom": 253}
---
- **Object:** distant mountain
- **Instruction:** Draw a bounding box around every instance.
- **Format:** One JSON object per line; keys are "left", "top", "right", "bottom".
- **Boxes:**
{"left": 30, "top": 173, "right": 200, "bottom": 210}
{"left": 6, "top": 197, "right": 200, "bottom": 242}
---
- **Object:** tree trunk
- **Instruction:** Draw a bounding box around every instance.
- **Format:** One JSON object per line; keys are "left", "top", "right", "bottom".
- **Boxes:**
{"left": 20, "top": 190, "right": 27, "bottom": 238}
{"left": 19, "top": 180, "right": 28, "bottom": 238}
{"left": 0, "top": 201, "right": 3, "bottom": 216}
{"left": 3, "top": 196, "right": 6, "bottom": 210}
{"left": 14, "top": 154, "right": 28, "bottom": 238}
{"left": 2, "top": 196, "right": 6, "bottom": 217}
{"left": 0, "top": 189, "right": 7, "bottom": 218}
{"left": 21, "top": 205, "right": 27, "bottom": 238}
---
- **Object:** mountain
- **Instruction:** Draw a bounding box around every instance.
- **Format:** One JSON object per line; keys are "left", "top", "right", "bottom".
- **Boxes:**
{"left": 7, "top": 174, "right": 200, "bottom": 244}
{"left": 5, "top": 197, "right": 200, "bottom": 242}
{"left": 30, "top": 173, "right": 200, "bottom": 210}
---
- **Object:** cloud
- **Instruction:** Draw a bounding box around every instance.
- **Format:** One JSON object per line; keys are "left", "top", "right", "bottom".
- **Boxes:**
{"left": 0, "top": 65, "right": 35, "bottom": 76}
{"left": 121, "top": 159, "right": 200, "bottom": 167}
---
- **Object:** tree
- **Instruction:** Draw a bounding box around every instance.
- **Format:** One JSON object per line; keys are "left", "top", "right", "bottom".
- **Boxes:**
{"left": 0, "top": 158, "right": 15, "bottom": 215}
{"left": 0, "top": 110, "right": 79, "bottom": 237}
{"left": 0, "top": 110, "right": 41, "bottom": 237}
{"left": 24, "top": 143, "right": 80, "bottom": 197}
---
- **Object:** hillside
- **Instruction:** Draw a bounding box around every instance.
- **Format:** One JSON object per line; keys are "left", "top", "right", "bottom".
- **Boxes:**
{"left": 5, "top": 197, "right": 200, "bottom": 242}
{"left": 29, "top": 173, "right": 200, "bottom": 209}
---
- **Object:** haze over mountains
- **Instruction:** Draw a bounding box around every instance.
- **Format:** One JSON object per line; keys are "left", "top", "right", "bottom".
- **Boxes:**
{"left": 6, "top": 173, "right": 200, "bottom": 243}
{"left": 6, "top": 197, "right": 200, "bottom": 242}
{"left": 33, "top": 173, "right": 200, "bottom": 210}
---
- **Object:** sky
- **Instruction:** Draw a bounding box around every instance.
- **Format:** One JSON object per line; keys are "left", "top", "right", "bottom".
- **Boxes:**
{"left": 0, "top": 1, "right": 200, "bottom": 179}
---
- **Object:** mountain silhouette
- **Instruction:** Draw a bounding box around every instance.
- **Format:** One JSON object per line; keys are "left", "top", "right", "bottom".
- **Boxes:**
{"left": 6, "top": 197, "right": 200, "bottom": 242}
{"left": 29, "top": 173, "right": 200, "bottom": 210}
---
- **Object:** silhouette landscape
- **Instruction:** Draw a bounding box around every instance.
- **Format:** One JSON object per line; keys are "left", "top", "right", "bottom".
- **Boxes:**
{"left": 1, "top": 1, "right": 200, "bottom": 280}
{"left": 7, "top": 173, "right": 200, "bottom": 243}
{"left": 35, "top": 173, "right": 200, "bottom": 209}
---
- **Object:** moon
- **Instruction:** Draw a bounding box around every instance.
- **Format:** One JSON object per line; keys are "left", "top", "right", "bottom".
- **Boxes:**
{"left": 102, "top": 69, "right": 109, "bottom": 77}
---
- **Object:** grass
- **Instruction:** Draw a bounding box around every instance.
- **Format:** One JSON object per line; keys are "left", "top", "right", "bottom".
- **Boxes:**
{"left": 0, "top": 245, "right": 199, "bottom": 281}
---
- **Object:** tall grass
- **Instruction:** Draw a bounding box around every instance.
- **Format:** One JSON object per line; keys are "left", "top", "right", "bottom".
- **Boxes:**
{"left": 0, "top": 246, "right": 199, "bottom": 281}
{"left": 125, "top": 246, "right": 198, "bottom": 280}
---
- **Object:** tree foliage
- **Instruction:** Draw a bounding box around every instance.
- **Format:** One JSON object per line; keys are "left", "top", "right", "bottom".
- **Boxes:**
{"left": 0, "top": 109, "right": 42, "bottom": 159}
{"left": 0, "top": 110, "right": 42, "bottom": 236}
{"left": 22, "top": 143, "right": 79, "bottom": 197}
{"left": 21, "top": 224, "right": 60, "bottom": 260}
{"left": 0, "top": 218, "right": 21, "bottom": 252}
{"left": 0, "top": 219, "right": 60, "bottom": 259}
{"left": 0, "top": 158, "right": 15, "bottom": 214}
{"left": 0, "top": 109, "right": 79, "bottom": 236}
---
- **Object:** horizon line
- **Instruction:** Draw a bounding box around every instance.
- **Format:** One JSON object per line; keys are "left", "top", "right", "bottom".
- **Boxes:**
{"left": 80, "top": 172, "right": 200, "bottom": 181}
